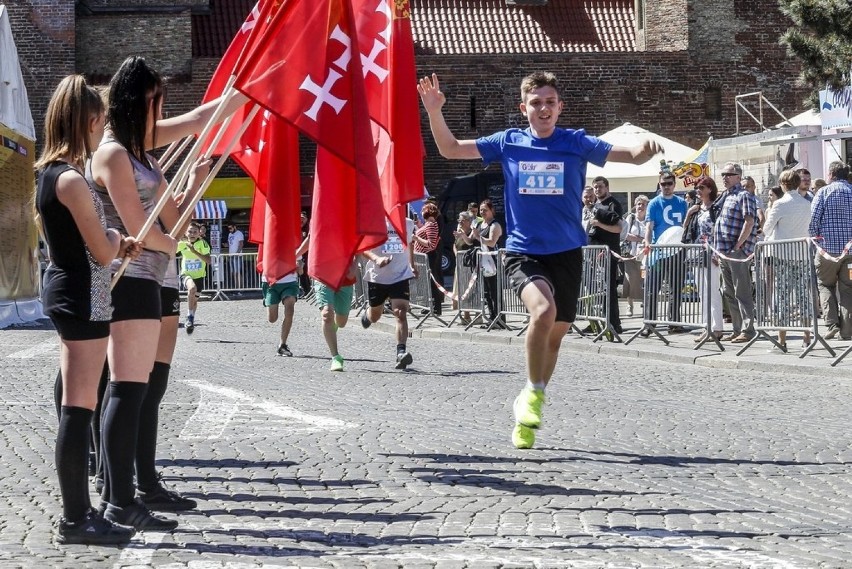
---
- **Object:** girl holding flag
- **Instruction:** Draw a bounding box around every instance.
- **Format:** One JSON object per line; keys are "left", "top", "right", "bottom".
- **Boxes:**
{"left": 88, "top": 56, "right": 246, "bottom": 530}
{"left": 36, "top": 75, "right": 142, "bottom": 544}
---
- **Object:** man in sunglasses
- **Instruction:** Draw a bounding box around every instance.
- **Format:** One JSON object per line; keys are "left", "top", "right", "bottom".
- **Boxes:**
{"left": 640, "top": 171, "right": 688, "bottom": 336}
{"left": 713, "top": 162, "right": 759, "bottom": 343}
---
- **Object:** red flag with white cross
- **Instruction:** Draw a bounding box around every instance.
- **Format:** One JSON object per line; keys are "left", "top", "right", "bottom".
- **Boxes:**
{"left": 352, "top": 0, "right": 425, "bottom": 237}
{"left": 234, "top": 0, "right": 386, "bottom": 289}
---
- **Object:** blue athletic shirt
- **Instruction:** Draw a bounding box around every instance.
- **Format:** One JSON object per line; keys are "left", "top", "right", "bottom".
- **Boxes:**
{"left": 647, "top": 194, "right": 688, "bottom": 242}
{"left": 476, "top": 128, "right": 611, "bottom": 255}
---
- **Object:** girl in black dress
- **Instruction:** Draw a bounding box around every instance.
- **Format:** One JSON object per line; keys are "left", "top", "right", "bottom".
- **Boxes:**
{"left": 36, "top": 75, "right": 141, "bottom": 544}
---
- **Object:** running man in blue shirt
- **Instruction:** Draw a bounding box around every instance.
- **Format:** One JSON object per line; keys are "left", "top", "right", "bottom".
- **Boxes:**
{"left": 418, "top": 71, "right": 663, "bottom": 449}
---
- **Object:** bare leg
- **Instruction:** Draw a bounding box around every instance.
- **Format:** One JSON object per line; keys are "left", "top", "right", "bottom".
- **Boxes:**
{"left": 322, "top": 305, "right": 338, "bottom": 356}
{"left": 390, "top": 299, "right": 409, "bottom": 346}
{"left": 520, "top": 280, "right": 567, "bottom": 387}
{"left": 280, "top": 296, "right": 296, "bottom": 345}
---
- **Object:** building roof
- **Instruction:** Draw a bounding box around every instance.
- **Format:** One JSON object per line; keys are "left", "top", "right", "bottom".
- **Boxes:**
{"left": 192, "top": 0, "right": 635, "bottom": 58}
{"left": 192, "top": 0, "right": 255, "bottom": 58}
{"left": 411, "top": 0, "right": 635, "bottom": 54}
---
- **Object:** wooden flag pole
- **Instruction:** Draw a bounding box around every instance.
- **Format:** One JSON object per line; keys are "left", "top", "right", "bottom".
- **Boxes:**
{"left": 168, "top": 104, "right": 261, "bottom": 238}
{"left": 160, "top": 135, "right": 194, "bottom": 173}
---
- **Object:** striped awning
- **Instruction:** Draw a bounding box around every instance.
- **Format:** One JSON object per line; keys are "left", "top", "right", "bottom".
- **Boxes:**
{"left": 193, "top": 199, "right": 228, "bottom": 220}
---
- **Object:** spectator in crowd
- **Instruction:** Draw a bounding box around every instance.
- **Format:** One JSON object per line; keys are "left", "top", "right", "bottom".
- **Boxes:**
{"left": 452, "top": 211, "right": 476, "bottom": 323}
{"left": 360, "top": 217, "right": 418, "bottom": 370}
{"left": 808, "top": 161, "right": 852, "bottom": 341}
{"left": 581, "top": 186, "right": 596, "bottom": 235}
{"left": 763, "top": 169, "right": 812, "bottom": 349}
{"left": 586, "top": 176, "right": 624, "bottom": 334}
{"left": 743, "top": 175, "right": 765, "bottom": 232}
{"left": 812, "top": 178, "right": 827, "bottom": 194}
{"left": 621, "top": 195, "right": 649, "bottom": 317}
{"left": 412, "top": 202, "right": 443, "bottom": 315}
{"left": 766, "top": 186, "right": 784, "bottom": 213}
{"left": 713, "top": 162, "right": 759, "bottom": 343}
{"left": 467, "top": 201, "right": 482, "bottom": 225}
{"left": 472, "top": 199, "right": 505, "bottom": 329}
{"left": 684, "top": 176, "right": 723, "bottom": 343}
{"left": 227, "top": 223, "right": 244, "bottom": 292}
{"left": 641, "top": 171, "right": 688, "bottom": 336}
{"left": 795, "top": 166, "right": 813, "bottom": 202}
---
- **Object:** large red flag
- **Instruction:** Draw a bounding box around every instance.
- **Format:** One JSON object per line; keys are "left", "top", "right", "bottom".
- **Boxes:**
{"left": 250, "top": 113, "right": 302, "bottom": 283}
{"left": 203, "top": 1, "right": 302, "bottom": 284}
{"left": 352, "top": 0, "right": 424, "bottom": 236}
{"left": 235, "top": 0, "right": 387, "bottom": 289}
{"left": 202, "top": 1, "right": 272, "bottom": 178}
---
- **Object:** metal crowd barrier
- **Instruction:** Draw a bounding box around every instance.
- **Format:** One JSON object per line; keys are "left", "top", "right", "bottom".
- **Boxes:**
{"left": 409, "top": 252, "right": 447, "bottom": 328}
{"left": 496, "top": 249, "right": 529, "bottom": 336}
{"left": 449, "top": 250, "right": 485, "bottom": 330}
{"left": 625, "top": 243, "right": 711, "bottom": 346}
{"left": 736, "top": 238, "right": 835, "bottom": 359}
{"left": 574, "top": 245, "right": 618, "bottom": 342}
{"left": 479, "top": 249, "right": 509, "bottom": 332}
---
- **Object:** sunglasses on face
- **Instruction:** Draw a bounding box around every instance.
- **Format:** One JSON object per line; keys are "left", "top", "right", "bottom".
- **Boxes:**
{"left": 721, "top": 172, "right": 739, "bottom": 177}
{"left": 659, "top": 181, "right": 675, "bottom": 187}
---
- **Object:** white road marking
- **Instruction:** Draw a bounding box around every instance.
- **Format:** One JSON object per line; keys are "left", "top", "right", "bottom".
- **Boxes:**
{"left": 6, "top": 340, "right": 56, "bottom": 359}
{"left": 112, "top": 530, "right": 166, "bottom": 568}
{"left": 179, "top": 379, "right": 355, "bottom": 440}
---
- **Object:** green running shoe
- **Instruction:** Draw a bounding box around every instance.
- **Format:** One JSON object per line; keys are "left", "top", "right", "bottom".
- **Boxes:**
{"left": 330, "top": 355, "right": 344, "bottom": 372}
{"left": 512, "top": 423, "right": 535, "bottom": 449}
{"left": 513, "top": 387, "right": 545, "bottom": 429}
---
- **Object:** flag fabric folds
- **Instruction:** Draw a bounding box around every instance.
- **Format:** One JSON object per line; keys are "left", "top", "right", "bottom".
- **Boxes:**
{"left": 352, "top": 0, "right": 425, "bottom": 237}
{"left": 204, "top": 0, "right": 425, "bottom": 289}
{"left": 234, "top": 0, "right": 387, "bottom": 289}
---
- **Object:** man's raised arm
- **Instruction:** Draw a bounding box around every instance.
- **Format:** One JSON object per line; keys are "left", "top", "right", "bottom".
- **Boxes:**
{"left": 606, "top": 139, "right": 664, "bottom": 165}
{"left": 417, "top": 74, "right": 482, "bottom": 160}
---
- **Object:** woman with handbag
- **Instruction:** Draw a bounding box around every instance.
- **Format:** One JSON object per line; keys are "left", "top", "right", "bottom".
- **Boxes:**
{"left": 471, "top": 199, "right": 504, "bottom": 328}
{"left": 622, "top": 195, "right": 648, "bottom": 317}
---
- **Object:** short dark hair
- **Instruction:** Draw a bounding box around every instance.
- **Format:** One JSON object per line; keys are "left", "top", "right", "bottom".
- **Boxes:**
{"left": 828, "top": 161, "right": 850, "bottom": 181}
{"left": 592, "top": 176, "right": 609, "bottom": 187}
{"left": 520, "top": 71, "right": 559, "bottom": 102}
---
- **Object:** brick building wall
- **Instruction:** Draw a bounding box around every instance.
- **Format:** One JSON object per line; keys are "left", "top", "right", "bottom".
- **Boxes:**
{"left": 6, "top": 0, "right": 808, "bottom": 198}
{"left": 2, "top": 0, "right": 76, "bottom": 141}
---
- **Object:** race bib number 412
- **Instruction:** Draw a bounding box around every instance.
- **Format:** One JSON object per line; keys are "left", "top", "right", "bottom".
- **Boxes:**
{"left": 518, "top": 161, "right": 564, "bottom": 195}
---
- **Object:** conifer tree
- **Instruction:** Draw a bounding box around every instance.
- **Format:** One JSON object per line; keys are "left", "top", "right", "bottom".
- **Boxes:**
{"left": 779, "top": 0, "right": 852, "bottom": 109}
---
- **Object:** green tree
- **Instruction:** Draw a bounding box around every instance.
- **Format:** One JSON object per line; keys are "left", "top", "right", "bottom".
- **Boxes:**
{"left": 779, "top": 0, "right": 852, "bottom": 109}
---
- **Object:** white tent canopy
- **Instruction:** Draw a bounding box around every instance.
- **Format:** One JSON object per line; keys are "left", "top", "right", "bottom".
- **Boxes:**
{"left": 0, "top": 6, "right": 34, "bottom": 140}
{"left": 585, "top": 123, "right": 697, "bottom": 192}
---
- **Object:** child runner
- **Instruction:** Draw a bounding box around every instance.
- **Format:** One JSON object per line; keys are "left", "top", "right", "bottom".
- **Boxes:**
{"left": 418, "top": 71, "right": 663, "bottom": 448}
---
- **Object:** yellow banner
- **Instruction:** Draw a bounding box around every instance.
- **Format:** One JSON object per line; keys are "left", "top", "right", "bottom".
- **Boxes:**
{"left": 0, "top": 122, "right": 38, "bottom": 300}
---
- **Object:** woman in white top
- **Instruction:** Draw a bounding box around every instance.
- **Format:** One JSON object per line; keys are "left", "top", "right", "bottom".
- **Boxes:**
{"left": 621, "top": 195, "right": 648, "bottom": 317}
{"left": 762, "top": 169, "right": 813, "bottom": 349}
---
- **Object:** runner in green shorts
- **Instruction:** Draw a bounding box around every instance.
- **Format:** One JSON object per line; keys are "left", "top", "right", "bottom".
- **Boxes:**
{"left": 262, "top": 273, "right": 299, "bottom": 356}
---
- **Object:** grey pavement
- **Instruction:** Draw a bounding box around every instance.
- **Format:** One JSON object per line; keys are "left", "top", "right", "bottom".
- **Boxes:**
{"left": 0, "top": 294, "right": 851, "bottom": 568}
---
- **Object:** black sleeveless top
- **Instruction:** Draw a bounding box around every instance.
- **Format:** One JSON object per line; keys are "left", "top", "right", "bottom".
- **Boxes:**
{"left": 36, "top": 162, "right": 113, "bottom": 321}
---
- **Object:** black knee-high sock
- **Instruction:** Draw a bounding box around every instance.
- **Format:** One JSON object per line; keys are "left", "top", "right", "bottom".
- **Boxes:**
{"left": 136, "top": 362, "right": 170, "bottom": 491}
{"left": 56, "top": 406, "right": 94, "bottom": 522}
{"left": 54, "top": 370, "right": 63, "bottom": 420}
{"left": 92, "top": 362, "right": 109, "bottom": 482}
{"left": 101, "top": 381, "right": 147, "bottom": 507}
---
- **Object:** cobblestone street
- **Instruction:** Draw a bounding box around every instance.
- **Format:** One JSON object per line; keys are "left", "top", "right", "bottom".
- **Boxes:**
{"left": 1, "top": 298, "right": 851, "bottom": 568}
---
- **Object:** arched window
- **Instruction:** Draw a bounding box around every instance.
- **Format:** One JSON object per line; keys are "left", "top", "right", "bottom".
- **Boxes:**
{"left": 705, "top": 86, "right": 722, "bottom": 120}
